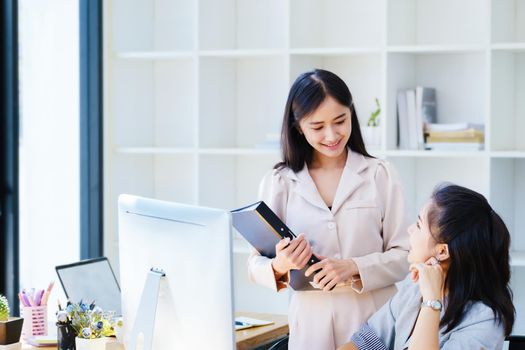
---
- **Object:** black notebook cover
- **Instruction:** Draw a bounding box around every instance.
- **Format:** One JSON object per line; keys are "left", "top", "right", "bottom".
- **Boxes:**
{"left": 231, "top": 201, "right": 320, "bottom": 291}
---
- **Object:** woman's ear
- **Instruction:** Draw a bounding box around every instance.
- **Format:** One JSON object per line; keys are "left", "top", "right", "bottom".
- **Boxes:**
{"left": 435, "top": 243, "right": 450, "bottom": 262}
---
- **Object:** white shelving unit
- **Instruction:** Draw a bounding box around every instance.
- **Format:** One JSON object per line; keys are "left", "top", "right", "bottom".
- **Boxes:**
{"left": 104, "top": 0, "right": 525, "bottom": 325}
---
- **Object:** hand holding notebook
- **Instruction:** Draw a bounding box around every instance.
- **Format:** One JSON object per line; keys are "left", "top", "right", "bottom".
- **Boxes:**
{"left": 231, "top": 201, "right": 322, "bottom": 291}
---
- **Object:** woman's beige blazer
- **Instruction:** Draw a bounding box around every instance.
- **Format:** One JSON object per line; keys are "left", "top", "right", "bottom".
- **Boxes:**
{"left": 248, "top": 150, "right": 410, "bottom": 349}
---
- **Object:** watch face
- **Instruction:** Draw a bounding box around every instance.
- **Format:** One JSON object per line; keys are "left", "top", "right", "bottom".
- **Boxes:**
{"left": 431, "top": 300, "right": 442, "bottom": 310}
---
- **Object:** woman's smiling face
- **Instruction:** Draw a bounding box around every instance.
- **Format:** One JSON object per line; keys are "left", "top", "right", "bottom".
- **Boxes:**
{"left": 298, "top": 96, "right": 351, "bottom": 161}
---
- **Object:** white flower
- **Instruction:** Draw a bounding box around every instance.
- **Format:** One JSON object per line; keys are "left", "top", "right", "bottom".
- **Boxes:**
{"left": 81, "top": 327, "right": 92, "bottom": 338}
{"left": 56, "top": 310, "right": 68, "bottom": 323}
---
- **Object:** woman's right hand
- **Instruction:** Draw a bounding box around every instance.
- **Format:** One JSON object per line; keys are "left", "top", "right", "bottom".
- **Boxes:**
{"left": 271, "top": 233, "right": 313, "bottom": 275}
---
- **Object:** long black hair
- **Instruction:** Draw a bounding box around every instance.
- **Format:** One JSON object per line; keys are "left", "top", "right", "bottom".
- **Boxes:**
{"left": 427, "top": 184, "right": 515, "bottom": 335}
{"left": 275, "top": 69, "right": 373, "bottom": 172}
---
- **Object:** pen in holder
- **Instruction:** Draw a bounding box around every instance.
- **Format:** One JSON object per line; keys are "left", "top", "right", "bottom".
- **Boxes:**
{"left": 21, "top": 305, "right": 48, "bottom": 338}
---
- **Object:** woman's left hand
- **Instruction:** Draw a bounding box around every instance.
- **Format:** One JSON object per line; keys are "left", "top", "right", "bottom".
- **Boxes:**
{"left": 409, "top": 257, "right": 444, "bottom": 301}
{"left": 305, "top": 255, "right": 358, "bottom": 292}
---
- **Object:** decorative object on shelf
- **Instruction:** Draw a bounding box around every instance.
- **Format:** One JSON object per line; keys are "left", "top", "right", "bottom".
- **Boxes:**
{"left": 0, "top": 294, "right": 23, "bottom": 349}
{"left": 56, "top": 300, "right": 117, "bottom": 350}
{"left": 362, "top": 98, "right": 381, "bottom": 149}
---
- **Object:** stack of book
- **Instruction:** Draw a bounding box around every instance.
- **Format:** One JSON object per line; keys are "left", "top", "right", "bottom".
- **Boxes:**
{"left": 425, "top": 123, "right": 484, "bottom": 151}
{"left": 397, "top": 87, "right": 437, "bottom": 150}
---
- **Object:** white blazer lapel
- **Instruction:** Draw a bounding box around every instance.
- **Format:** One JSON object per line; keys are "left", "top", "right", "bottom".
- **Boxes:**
{"left": 285, "top": 165, "right": 328, "bottom": 212}
{"left": 330, "top": 151, "right": 369, "bottom": 214}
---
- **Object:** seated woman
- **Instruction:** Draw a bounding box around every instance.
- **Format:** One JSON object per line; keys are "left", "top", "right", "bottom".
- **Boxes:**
{"left": 338, "top": 184, "right": 515, "bottom": 350}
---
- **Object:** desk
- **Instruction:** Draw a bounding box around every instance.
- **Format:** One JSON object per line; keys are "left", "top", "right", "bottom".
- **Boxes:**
{"left": 235, "top": 312, "right": 288, "bottom": 350}
{"left": 22, "top": 312, "right": 288, "bottom": 350}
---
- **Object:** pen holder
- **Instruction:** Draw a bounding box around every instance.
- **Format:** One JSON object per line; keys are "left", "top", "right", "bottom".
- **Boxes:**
{"left": 21, "top": 305, "right": 48, "bottom": 338}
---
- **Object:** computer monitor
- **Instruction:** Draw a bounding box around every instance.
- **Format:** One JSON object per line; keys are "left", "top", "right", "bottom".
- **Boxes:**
{"left": 118, "top": 194, "right": 235, "bottom": 350}
{"left": 55, "top": 257, "right": 121, "bottom": 316}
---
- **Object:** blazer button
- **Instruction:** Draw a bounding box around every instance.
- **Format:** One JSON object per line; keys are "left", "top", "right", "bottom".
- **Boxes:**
{"left": 327, "top": 222, "right": 335, "bottom": 229}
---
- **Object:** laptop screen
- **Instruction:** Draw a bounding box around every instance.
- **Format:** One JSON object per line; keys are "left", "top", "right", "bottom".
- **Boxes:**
{"left": 55, "top": 257, "right": 121, "bottom": 316}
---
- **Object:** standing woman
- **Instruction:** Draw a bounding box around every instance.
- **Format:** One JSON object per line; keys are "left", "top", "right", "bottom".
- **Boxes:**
{"left": 248, "top": 69, "right": 410, "bottom": 349}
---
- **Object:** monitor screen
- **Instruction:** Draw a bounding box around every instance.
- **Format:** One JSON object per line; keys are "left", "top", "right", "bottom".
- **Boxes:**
{"left": 55, "top": 257, "right": 121, "bottom": 316}
{"left": 118, "top": 194, "right": 235, "bottom": 349}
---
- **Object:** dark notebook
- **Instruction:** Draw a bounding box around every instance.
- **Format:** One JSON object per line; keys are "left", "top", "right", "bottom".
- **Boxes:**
{"left": 231, "top": 201, "right": 320, "bottom": 291}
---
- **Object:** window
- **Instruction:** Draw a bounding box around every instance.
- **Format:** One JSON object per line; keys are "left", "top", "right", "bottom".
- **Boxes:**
{"left": 18, "top": 0, "right": 81, "bottom": 314}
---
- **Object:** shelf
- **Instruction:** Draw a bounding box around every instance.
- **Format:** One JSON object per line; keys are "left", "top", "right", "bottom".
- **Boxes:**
{"left": 492, "top": 0, "right": 525, "bottom": 44}
{"left": 116, "top": 147, "right": 197, "bottom": 155}
{"left": 116, "top": 147, "right": 280, "bottom": 156}
{"left": 387, "top": 157, "right": 489, "bottom": 217}
{"left": 490, "top": 159, "right": 525, "bottom": 253}
{"left": 491, "top": 43, "right": 525, "bottom": 52}
{"left": 198, "top": 0, "right": 286, "bottom": 50}
{"left": 107, "top": 0, "right": 525, "bottom": 318}
{"left": 387, "top": 45, "right": 486, "bottom": 54}
{"left": 199, "top": 56, "right": 286, "bottom": 148}
{"left": 387, "top": 0, "right": 487, "bottom": 46}
{"left": 386, "top": 52, "right": 486, "bottom": 150}
{"left": 116, "top": 49, "right": 287, "bottom": 60}
{"left": 384, "top": 150, "right": 487, "bottom": 158}
{"left": 199, "top": 148, "right": 280, "bottom": 156}
{"left": 289, "top": 0, "right": 384, "bottom": 48}
{"left": 199, "top": 49, "right": 285, "bottom": 58}
{"left": 111, "top": 0, "right": 195, "bottom": 52}
{"left": 198, "top": 154, "right": 278, "bottom": 211}
{"left": 289, "top": 47, "right": 383, "bottom": 56}
{"left": 115, "top": 51, "right": 195, "bottom": 60}
{"left": 110, "top": 59, "right": 196, "bottom": 148}
{"left": 491, "top": 50, "right": 525, "bottom": 151}
{"left": 490, "top": 151, "right": 525, "bottom": 158}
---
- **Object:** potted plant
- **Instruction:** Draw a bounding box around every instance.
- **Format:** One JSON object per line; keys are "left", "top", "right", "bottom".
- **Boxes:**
{"left": 361, "top": 98, "right": 382, "bottom": 149}
{"left": 0, "top": 294, "right": 23, "bottom": 348}
{"left": 57, "top": 300, "right": 117, "bottom": 350}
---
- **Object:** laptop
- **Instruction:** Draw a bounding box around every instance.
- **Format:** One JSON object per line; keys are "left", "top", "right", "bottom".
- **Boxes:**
{"left": 55, "top": 257, "right": 121, "bottom": 316}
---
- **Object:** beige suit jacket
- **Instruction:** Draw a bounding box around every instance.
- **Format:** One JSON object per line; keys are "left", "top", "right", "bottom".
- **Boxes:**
{"left": 248, "top": 150, "right": 410, "bottom": 350}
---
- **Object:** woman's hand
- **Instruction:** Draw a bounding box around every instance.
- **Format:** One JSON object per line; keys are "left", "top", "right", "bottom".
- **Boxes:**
{"left": 409, "top": 257, "right": 444, "bottom": 301}
{"left": 304, "top": 254, "right": 358, "bottom": 292}
{"left": 271, "top": 233, "right": 313, "bottom": 275}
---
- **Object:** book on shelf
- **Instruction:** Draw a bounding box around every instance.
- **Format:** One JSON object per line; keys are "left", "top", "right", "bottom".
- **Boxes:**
{"left": 231, "top": 201, "right": 321, "bottom": 291}
{"left": 426, "top": 128, "right": 484, "bottom": 139}
{"left": 426, "top": 123, "right": 484, "bottom": 132}
{"left": 406, "top": 89, "right": 421, "bottom": 150}
{"left": 426, "top": 136, "right": 484, "bottom": 143}
{"left": 416, "top": 87, "right": 437, "bottom": 124}
{"left": 397, "top": 87, "right": 435, "bottom": 150}
{"left": 425, "top": 142, "right": 484, "bottom": 151}
{"left": 397, "top": 90, "right": 409, "bottom": 150}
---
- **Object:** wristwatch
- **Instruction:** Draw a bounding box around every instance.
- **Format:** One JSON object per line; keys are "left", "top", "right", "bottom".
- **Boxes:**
{"left": 421, "top": 299, "right": 443, "bottom": 311}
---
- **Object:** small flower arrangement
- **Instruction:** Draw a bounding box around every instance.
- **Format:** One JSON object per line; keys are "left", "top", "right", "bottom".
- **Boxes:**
{"left": 56, "top": 300, "right": 116, "bottom": 339}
